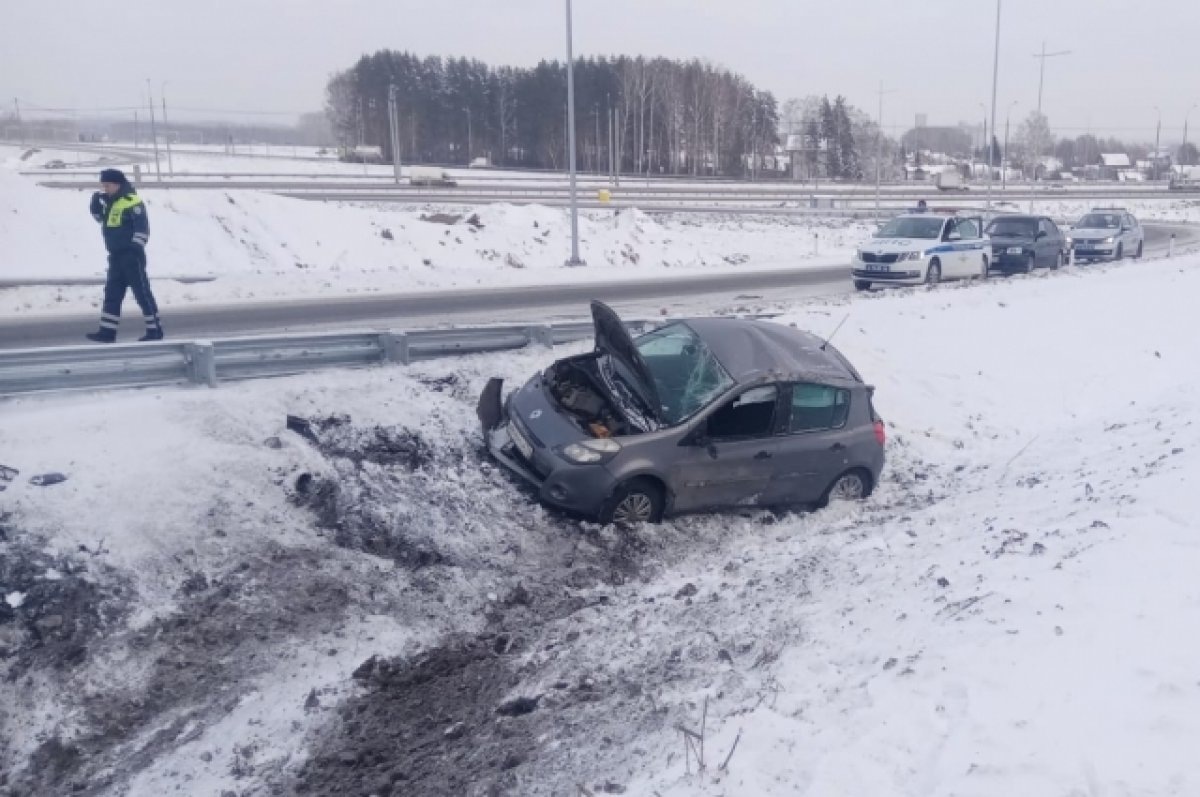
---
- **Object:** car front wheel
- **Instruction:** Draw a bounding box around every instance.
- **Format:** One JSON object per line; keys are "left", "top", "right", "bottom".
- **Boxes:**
{"left": 925, "top": 260, "right": 942, "bottom": 285}
{"left": 1135, "top": 240, "right": 1144, "bottom": 259}
{"left": 1053, "top": 251, "right": 1064, "bottom": 270}
{"left": 601, "top": 478, "right": 665, "bottom": 526}
{"left": 1115, "top": 243, "right": 1124, "bottom": 261}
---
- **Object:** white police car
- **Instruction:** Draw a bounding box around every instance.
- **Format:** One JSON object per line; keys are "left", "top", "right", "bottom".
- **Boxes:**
{"left": 852, "top": 211, "right": 990, "bottom": 290}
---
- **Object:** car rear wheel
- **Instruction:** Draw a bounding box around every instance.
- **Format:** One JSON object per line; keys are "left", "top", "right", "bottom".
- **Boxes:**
{"left": 854, "top": 279, "right": 872, "bottom": 291}
{"left": 818, "top": 469, "right": 874, "bottom": 508}
{"left": 978, "top": 255, "right": 990, "bottom": 280}
{"left": 601, "top": 478, "right": 664, "bottom": 526}
{"left": 925, "top": 260, "right": 942, "bottom": 285}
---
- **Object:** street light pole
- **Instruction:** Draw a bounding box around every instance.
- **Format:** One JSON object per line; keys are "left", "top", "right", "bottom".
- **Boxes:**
{"left": 1154, "top": 107, "right": 1162, "bottom": 180}
{"left": 465, "top": 107, "right": 472, "bottom": 164}
{"left": 564, "top": 0, "right": 584, "bottom": 267}
{"left": 985, "top": 0, "right": 1001, "bottom": 218}
{"left": 388, "top": 85, "right": 402, "bottom": 184}
{"left": 160, "top": 82, "right": 174, "bottom": 176}
{"left": 1003, "top": 101, "right": 1018, "bottom": 190}
{"left": 1183, "top": 103, "right": 1199, "bottom": 169}
{"left": 874, "top": 82, "right": 895, "bottom": 214}
{"left": 146, "top": 79, "right": 162, "bottom": 181}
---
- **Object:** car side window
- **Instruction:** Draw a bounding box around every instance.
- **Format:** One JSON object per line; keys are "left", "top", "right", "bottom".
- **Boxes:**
{"left": 707, "top": 385, "right": 778, "bottom": 440}
{"left": 956, "top": 218, "right": 980, "bottom": 239}
{"left": 944, "top": 219, "right": 960, "bottom": 240}
{"left": 788, "top": 384, "right": 850, "bottom": 433}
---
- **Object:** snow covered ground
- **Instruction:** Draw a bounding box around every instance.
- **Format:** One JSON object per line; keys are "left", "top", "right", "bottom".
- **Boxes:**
{"left": 3, "top": 248, "right": 1200, "bottom": 795}
{"left": 0, "top": 145, "right": 868, "bottom": 317}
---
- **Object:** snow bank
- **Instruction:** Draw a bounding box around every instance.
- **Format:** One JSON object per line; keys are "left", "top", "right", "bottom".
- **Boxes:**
{"left": 4, "top": 194, "right": 1200, "bottom": 794}
{"left": 0, "top": 146, "right": 870, "bottom": 316}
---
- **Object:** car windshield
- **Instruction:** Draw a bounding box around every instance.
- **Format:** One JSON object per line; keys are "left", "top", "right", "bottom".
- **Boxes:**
{"left": 635, "top": 323, "right": 734, "bottom": 425}
{"left": 875, "top": 217, "right": 944, "bottom": 239}
{"left": 1078, "top": 213, "right": 1121, "bottom": 229}
{"left": 986, "top": 218, "right": 1037, "bottom": 236}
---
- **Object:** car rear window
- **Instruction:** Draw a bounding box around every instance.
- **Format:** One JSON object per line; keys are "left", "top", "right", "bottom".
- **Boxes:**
{"left": 987, "top": 218, "right": 1036, "bottom": 236}
{"left": 789, "top": 384, "right": 850, "bottom": 432}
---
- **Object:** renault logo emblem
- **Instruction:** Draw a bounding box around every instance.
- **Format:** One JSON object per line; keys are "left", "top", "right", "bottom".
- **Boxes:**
{"left": 530, "top": 410, "right": 543, "bottom": 420}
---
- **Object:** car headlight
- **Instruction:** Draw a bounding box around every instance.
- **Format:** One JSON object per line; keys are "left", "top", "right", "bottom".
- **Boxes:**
{"left": 1066, "top": 237, "right": 1073, "bottom": 245}
{"left": 895, "top": 251, "right": 923, "bottom": 261}
{"left": 1103, "top": 236, "right": 1115, "bottom": 244}
{"left": 561, "top": 438, "right": 622, "bottom": 464}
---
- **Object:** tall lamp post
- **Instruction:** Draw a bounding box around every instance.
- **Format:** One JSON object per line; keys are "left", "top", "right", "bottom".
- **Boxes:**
{"left": 1183, "top": 102, "right": 1199, "bottom": 171}
{"left": 1003, "top": 101, "right": 1018, "bottom": 190}
{"left": 985, "top": 0, "right": 1001, "bottom": 217}
{"left": 564, "top": 0, "right": 584, "bottom": 266}
{"left": 874, "top": 82, "right": 895, "bottom": 215}
{"left": 464, "top": 107, "right": 472, "bottom": 164}
{"left": 1153, "top": 106, "right": 1162, "bottom": 180}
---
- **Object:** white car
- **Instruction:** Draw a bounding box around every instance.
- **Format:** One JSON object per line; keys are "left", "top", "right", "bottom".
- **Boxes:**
{"left": 851, "top": 212, "right": 990, "bottom": 290}
{"left": 1066, "top": 209, "right": 1144, "bottom": 262}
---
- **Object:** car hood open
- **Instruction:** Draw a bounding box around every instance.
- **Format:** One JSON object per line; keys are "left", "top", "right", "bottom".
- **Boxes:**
{"left": 590, "top": 300, "right": 663, "bottom": 425}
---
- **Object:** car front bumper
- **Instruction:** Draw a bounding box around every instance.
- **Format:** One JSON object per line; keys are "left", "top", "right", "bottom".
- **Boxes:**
{"left": 478, "top": 379, "right": 615, "bottom": 518}
{"left": 991, "top": 250, "right": 1034, "bottom": 269}
{"left": 851, "top": 264, "right": 926, "bottom": 284}
{"left": 1072, "top": 246, "right": 1117, "bottom": 260}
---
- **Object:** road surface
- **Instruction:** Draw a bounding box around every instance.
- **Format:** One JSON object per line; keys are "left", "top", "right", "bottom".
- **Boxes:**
{"left": 2, "top": 224, "right": 1195, "bottom": 351}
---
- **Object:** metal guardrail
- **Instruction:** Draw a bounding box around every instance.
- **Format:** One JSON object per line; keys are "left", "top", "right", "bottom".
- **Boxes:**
{"left": 0, "top": 320, "right": 641, "bottom": 397}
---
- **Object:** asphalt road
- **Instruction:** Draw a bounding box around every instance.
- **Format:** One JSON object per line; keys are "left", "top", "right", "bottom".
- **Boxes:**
{"left": 3, "top": 223, "right": 1196, "bottom": 351}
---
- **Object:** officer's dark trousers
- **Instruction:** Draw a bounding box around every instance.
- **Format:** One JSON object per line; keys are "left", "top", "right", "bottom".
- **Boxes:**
{"left": 99, "top": 248, "right": 161, "bottom": 334}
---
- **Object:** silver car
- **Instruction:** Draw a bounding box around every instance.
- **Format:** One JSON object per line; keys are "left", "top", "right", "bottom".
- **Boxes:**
{"left": 477, "top": 302, "right": 886, "bottom": 524}
{"left": 1068, "top": 208, "right": 1145, "bottom": 262}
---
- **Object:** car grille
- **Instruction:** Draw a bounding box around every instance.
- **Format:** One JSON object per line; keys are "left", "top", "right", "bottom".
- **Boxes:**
{"left": 860, "top": 252, "right": 899, "bottom": 264}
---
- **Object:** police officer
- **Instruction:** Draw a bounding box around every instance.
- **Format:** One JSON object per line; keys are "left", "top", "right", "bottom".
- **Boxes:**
{"left": 85, "top": 168, "right": 164, "bottom": 343}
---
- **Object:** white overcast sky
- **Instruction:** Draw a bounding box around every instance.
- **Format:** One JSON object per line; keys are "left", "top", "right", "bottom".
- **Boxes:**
{"left": 3, "top": 0, "right": 1197, "bottom": 139}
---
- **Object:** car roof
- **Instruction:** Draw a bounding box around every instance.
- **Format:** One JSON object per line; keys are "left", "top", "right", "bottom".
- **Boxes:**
{"left": 991, "top": 214, "right": 1041, "bottom": 222}
{"left": 682, "top": 318, "right": 862, "bottom": 385}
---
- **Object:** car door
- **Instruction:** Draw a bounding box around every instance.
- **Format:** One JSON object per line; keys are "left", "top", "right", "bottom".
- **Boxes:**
{"left": 764, "top": 383, "right": 854, "bottom": 505}
{"left": 1042, "top": 218, "right": 1064, "bottom": 265}
{"left": 1124, "top": 214, "right": 1142, "bottom": 251}
{"left": 669, "top": 384, "right": 784, "bottom": 512}
{"left": 953, "top": 217, "right": 982, "bottom": 276}
{"left": 940, "top": 219, "right": 966, "bottom": 277}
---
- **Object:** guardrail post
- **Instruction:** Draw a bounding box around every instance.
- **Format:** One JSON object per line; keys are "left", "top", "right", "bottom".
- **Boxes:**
{"left": 528, "top": 325, "right": 555, "bottom": 349}
{"left": 186, "top": 342, "right": 218, "bottom": 387}
{"left": 380, "top": 331, "right": 411, "bottom": 364}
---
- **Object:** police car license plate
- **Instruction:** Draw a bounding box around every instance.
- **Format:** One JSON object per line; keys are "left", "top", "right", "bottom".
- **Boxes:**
{"left": 508, "top": 422, "right": 534, "bottom": 460}
{"left": 865, "top": 264, "right": 890, "bottom": 272}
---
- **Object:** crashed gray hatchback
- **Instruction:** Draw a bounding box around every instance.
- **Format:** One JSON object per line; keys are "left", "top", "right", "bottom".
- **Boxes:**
{"left": 477, "top": 302, "right": 886, "bottom": 524}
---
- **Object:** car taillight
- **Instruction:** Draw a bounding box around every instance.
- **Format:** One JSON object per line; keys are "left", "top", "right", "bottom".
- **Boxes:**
{"left": 873, "top": 420, "right": 886, "bottom": 446}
